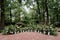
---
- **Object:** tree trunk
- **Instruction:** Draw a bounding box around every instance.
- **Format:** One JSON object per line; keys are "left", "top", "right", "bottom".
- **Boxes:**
{"left": 10, "top": 0, "right": 12, "bottom": 24}
{"left": 45, "top": 0, "right": 49, "bottom": 25}
{"left": 0, "top": 0, "right": 5, "bottom": 29}
{"left": 56, "top": 12, "right": 58, "bottom": 22}
{"left": 10, "top": 8, "right": 12, "bottom": 24}
{"left": 36, "top": 0, "right": 41, "bottom": 23}
{"left": 36, "top": 0, "right": 40, "bottom": 14}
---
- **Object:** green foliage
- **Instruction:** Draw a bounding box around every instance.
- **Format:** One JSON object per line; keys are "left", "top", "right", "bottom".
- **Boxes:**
{"left": 1, "top": 0, "right": 59, "bottom": 36}
{"left": 2, "top": 25, "right": 17, "bottom": 34}
{"left": 41, "top": 24, "right": 58, "bottom": 36}
{"left": 1, "top": 24, "right": 58, "bottom": 36}
{"left": 50, "top": 27, "right": 58, "bottom": 36}
{"left": 4, "top": 0, "right": 60, "bottom": 24}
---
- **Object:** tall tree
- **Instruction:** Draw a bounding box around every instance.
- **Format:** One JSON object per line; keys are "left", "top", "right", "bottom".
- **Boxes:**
{"left": 44, "top": 0, "right": 49, "bottom": 25}
{"left": 34, "top": 0, "right": 41, "bottom": 24}
{"left": 0, "top": 0, "right": 5, "bottom": 29}
{"left": 9, "top": 0, "right": 12, "bottom": 24}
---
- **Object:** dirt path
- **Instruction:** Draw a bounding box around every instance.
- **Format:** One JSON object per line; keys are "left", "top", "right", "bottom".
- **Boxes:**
{"left": 0, "top": 32, "right": 60, "bottom": 40}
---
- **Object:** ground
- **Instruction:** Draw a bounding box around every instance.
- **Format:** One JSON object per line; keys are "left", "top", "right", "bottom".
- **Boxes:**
{"left": 0, "top": 32, "right": 60, "bottom": 40}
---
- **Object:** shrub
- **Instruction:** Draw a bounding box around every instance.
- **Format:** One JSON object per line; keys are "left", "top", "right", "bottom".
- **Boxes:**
{"left": 42, "top": 24, "right": 58, "bottom": 36}
{"left": 50, "top": 27, "right": 58, "bottom": 36}
{"left": 1, "top": 24, "right": 58, "bottom": 36}
{"left": 2, "top": 25, "right": 17, "bottom": 34}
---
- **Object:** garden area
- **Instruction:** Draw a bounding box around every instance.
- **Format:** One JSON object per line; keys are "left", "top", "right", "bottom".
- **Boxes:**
{"left": 0, "top": 0, "right": 60, "bottom": 40}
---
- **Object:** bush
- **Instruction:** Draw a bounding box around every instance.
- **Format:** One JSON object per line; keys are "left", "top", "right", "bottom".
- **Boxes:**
{"left": 50, "top": 27, "right": 58, "bottom": 36}
{"left": 1, "top": 24, "right": 58, "bottom": 36}
{"left": 2, "top": 25, "right": 18, "bottom": 34}
{"left": 41, "top": 24, "right": 58, "bottom": 36}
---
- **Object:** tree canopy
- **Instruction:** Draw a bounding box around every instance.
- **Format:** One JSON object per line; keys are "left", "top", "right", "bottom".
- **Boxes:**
{"left": 0, "top": 0, "right": 60, "bottom": 28}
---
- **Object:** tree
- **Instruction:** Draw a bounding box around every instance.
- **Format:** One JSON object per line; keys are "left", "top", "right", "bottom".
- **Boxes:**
{"left": 0, "top": 0, "right": 5, "bottom": 29}
{"left": 44, "top": 0, "right": 49, "bottom": 24}
{"left": 35, "top": 0, "right": 41, "bottom": 23}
